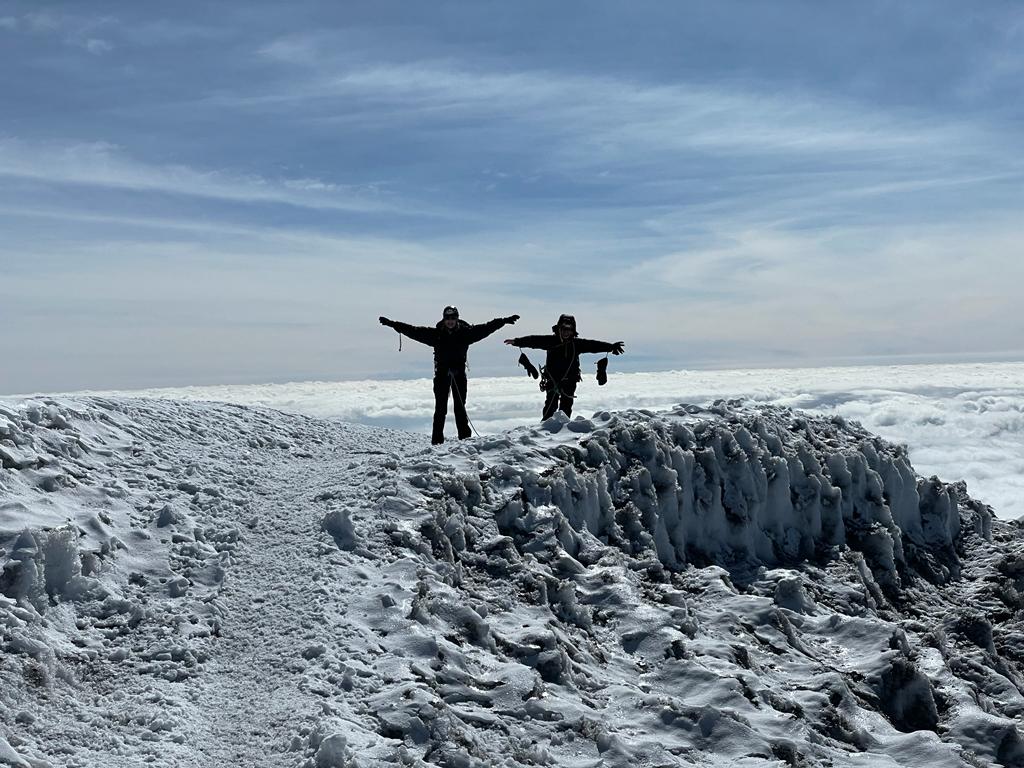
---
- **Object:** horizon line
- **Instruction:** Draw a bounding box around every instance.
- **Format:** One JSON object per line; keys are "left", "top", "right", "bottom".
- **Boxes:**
{"left": 5, "top": 352, "right": 1024, "bottom": 400}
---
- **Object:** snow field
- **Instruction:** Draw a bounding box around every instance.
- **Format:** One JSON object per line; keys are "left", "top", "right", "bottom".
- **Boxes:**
{"left": 1, "top": 397, "right": 1023, "bottom": 767}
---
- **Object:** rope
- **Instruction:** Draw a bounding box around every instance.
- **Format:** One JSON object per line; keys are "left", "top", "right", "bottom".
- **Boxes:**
{"left": 448, "top": 370, "right": 482, "bottom": 438}
{"left": 550, "top": 380, "right": 576, "bottom": 400}
{"left": 544, "top": 370, "right": 577, "bottom": 402}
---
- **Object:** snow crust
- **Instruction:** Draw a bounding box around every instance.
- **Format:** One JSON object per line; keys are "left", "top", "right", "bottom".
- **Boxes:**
{"left": 1, "top": 396, "right": 1023, "bottom": 767}
{"left": 66, "top": 361, "right": 1024, "bottom": 519}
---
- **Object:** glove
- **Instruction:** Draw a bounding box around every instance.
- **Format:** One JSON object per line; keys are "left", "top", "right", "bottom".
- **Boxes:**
{"left": 379, "top": 316, "right": 392, "bottom": 327}
{"left": 596, "top": 356, "right": 608, "bottom": 386}
{"left": 611, "top": 342, "right": 625, "bottom": 355}
{"left": 518, "top": 352, "right": 539, "bottom": 379}
{"left": 504, "top": 315, "right": 520, "bottom": 325}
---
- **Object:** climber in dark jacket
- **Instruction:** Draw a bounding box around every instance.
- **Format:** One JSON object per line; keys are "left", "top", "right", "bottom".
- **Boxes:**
{"left": 505, "top": 314, "right": 624, "bottom": 420}
{"left": 380, "top": 306, "right": 519, "bottom": 445}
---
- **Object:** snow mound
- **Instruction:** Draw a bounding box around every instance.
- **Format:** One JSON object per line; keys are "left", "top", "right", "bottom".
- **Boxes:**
{"left": 493, "top": 403, "right": 980, "bottom": 590}
{"left": 1, "top": 397, "right": 1022, "bottom": 768}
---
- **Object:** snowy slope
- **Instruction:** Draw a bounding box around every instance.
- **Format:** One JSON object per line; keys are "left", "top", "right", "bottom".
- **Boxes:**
{"left": 1, "top": 397, "right": 1022, "bottom": 768}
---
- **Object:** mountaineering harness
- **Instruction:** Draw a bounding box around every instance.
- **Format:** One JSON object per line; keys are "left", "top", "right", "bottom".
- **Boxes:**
{"left": 540, "top": 353, "right": 578, "bottom": 404}
{"left": 517, "top": 341, "right": 611, "bottom": 396}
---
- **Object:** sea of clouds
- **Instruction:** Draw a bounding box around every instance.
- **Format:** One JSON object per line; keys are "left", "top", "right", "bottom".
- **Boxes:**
{"left": 38, "top": 362, "right": 1024, "bottom": 520}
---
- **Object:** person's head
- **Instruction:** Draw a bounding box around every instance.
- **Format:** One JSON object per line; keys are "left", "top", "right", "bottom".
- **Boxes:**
{"left": 442, "top": 305, "right": 459, "bottom": 329}
{"left": 553, "top": 313, "right": 577, "bottom": 340}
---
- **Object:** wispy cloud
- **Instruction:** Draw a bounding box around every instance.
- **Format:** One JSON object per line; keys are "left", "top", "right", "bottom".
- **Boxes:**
{"left": 212, "top": 46, "right": 1024, "bottom": 243}
{"left": 4, "top": 9, "right": 230, "bottom": 47}
{"left": 241, "top": 50, "right": 992, "bottom": 167}
{"left": 953, "top": 9, "right": 1024, "bottom": 102}
{"left": 592, "top": 217, "right": 1024, "bottom": 361}
{"left": 0, "top": 203, "right": 529, "bottom": 304}
{"left": 84, "top": 37, "right": 112, "bottom": 55}
{"left": 6, "top": 9, "right": 118, "bottom": 53}
{"left": 0, "top": 138, "right": 417, "bottom": 214}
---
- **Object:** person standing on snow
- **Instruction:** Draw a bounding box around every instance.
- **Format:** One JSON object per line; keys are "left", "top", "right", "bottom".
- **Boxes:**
{"left": 379, "top": 306, "right": 519, "bottom": 445}
{"left": 505, "top": 314, "right": 624, "bottom": 420}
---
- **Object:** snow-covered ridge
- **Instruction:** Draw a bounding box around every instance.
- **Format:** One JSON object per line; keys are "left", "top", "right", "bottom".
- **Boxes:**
{"left": 1, "top": 397, "right": 1022, "bottom": 767}
{"left": 76, "top": 361, "right": 1024, "bottom": 520}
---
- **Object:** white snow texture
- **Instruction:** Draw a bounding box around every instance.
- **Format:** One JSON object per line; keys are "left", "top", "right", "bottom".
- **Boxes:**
{"left": 1, "top": 395, "right": 1022, "bottom": 768}
{"left": 75, "top": 362, "right": 1024, "bottom": 520}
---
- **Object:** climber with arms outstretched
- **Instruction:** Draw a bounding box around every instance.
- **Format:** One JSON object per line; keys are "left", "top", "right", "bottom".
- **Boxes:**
{"left": 505, "top": 314, "right": 624, "bottom": 420}
{"left": 380, "top": 306, "right": 519, "bottom": 445}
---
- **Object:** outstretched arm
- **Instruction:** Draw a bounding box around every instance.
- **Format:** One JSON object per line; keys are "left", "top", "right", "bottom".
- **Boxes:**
{"left": 379, "top": 317, "right": 437, "bottom": 347}
{"left": 465, "top": 315, "right": 520, "bottom": 344}
{"left": 503, "top": 334, "right": 556, "bottom": 350}
{"left": 576, "top": 338, "right": 625, "bottom": 355}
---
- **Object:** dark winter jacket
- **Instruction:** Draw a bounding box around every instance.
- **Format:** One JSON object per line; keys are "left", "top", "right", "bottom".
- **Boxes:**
{"left": 389, "top": 317, "right": 511, "bottom": 374}
{"left": 509, "top": 332, "right": 617, "bottom": 386}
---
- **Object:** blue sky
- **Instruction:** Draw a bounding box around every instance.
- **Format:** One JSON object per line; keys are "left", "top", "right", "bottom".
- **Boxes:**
{"left": 2, "top": 1, "right": 1023, "bottom": 393}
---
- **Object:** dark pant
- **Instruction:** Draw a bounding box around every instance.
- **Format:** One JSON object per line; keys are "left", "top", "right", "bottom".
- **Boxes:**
{"left": 542, "top": 380, "right": 577, "bottom": 420}
{"left": 432, "top": 370, "right": 470, "bottom": 444}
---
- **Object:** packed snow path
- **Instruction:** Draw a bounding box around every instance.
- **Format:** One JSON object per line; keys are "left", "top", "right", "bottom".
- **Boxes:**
{"left": 2, "top": 397, "right": 1023, "bottom": 767}
{"left": 189, "top": 442, "right": 410, "bottom": 764}
{"left": 0, "top": 398, "right": 421, "bottom": 766}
